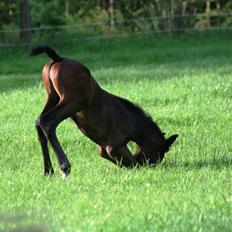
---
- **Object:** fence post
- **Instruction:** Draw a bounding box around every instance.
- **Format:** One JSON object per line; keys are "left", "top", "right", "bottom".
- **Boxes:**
{"left": 19, "top": 0, "right": 32, "bottom": 46}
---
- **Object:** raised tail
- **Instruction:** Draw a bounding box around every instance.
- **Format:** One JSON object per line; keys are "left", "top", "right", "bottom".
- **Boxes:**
{"left": 30, "top": 45, "right": 63, "bottom": 62}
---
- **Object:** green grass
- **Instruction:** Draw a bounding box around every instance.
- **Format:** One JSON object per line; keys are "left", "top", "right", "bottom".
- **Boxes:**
{"left": 0, "top": 34, "right": 232, "bottom": 231}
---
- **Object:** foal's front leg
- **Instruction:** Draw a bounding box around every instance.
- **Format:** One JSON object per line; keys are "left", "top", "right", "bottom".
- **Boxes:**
{"left": 98, "top": 146, "right": 116, "bottom": 165}
{"left": 134, "top": 146, "right": 147, "bottom": 166}
{"left": 106, "top": 145, "right": 138, "bottom": 168}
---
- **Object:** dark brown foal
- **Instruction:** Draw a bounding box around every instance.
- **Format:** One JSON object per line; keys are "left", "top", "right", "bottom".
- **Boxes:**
{"left": 31, "top": 45, "right": 178, "bottom": 176}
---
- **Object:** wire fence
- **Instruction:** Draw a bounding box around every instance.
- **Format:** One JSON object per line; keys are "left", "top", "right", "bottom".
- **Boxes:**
{"left": 1, "top": 13, "right": 232, "bottom": 48}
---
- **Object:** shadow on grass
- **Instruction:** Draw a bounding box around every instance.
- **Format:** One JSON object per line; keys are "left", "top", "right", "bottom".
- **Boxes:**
{"left": 0, "top": 60, "right": 221, "bottom": 94}
{"left": 0, "top": 74, "right": 39, "bottom": 94}
{"left": 163, "top": 155, "right": 232, "bottom": 171}
{"left": 157, "top": 116, "right": 199, "bottom": 128}
{"left": 1, "top": 34, "right": 232, "bottom": 93}
{"left": 1, "top": 65, "right": 177, "bottom": 94}
{"left": 0, "top": 214, "right": 45, "bottom": 232}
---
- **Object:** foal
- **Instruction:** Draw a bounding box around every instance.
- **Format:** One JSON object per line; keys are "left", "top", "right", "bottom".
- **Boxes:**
{"left": 31, "top": 45, "right": 178, "bottom": 176}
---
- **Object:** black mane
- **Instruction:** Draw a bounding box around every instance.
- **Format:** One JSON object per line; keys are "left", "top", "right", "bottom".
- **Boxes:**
{"left": 116, "top": 96, "right": 164, "bottom": 138}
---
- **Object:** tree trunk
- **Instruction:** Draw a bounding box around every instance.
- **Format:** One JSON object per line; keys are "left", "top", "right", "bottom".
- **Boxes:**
{"left": 216, "top": 1, "right": 220, "bottom": 27}
{"left": 205, "top": 0, "right": 211, "bottom": 28}
{"left": 19, "top": 0, "right": 31, "bottom": 44}
{"left": 109, "top": 0, "right": 115, "bottom": 29}
{"left": 65, "top": 0, "right": 69, "bottom": 20}
{"left": 172, "top": 0, "right": 184, "bottom": 34}
{"left": 153, "top": 1, "right": 165, "bottom": 31}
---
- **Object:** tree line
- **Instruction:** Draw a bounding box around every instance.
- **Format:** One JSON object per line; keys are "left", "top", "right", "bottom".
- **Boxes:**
{"left": 1, "top": 0, "right": 232, "bottom": 44}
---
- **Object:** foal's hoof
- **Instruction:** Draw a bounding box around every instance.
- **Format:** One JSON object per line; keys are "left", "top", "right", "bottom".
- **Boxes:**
{"left": 44, "top": 168, "right": 54, "bottom": 176}
{"left": 60, "top": 164, "right": 71, "bottom": 179}
{"left": 61, "top": 170, "right": 71, "bottom": 179}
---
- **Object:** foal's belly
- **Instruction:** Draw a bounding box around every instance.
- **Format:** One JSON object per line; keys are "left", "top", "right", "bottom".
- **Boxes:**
{"left": 71, "top": 114, "right": 108, "bottom": 147}
{"left": 71, "top": 100, "right": 135, "bottom": 148}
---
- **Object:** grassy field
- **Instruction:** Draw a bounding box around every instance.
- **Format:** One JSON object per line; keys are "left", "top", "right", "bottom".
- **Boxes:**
{"left": 0, "top": 34, "right": 232, "bottom": 231}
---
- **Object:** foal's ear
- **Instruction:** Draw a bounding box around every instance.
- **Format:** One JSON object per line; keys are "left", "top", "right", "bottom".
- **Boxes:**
{"left": 165, "top": 134, "right": 178, "bottom": 151}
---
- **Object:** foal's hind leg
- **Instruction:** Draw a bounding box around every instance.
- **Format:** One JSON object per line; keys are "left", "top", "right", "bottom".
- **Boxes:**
{"left": 36, "top": 125, "right": 54, "bottom": 175}
{"left": 38, "top": 99, "right": 83, "bottom": 177}
{"left": 35, "top": 90, "right": 59, "bottom": 175}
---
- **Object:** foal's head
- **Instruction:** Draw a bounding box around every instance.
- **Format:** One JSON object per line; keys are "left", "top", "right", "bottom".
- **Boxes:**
{"left": 117, "top": 96, "right": 178, "bottom": 166}
{"left": 147, "top": 132, "right": 178, "bottom": 165}
{"left": 141, "top": 133, "right": 178, "bottom": 165}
